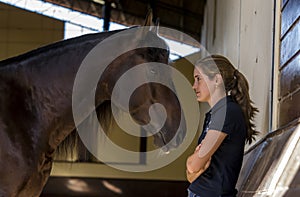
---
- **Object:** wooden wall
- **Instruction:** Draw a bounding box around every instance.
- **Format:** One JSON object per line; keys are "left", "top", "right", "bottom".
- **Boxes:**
{"left": 278, "top": 0, "right": 300, "bottom": 127}
{"left": 201, "top": 0, "right": 274, "bottom": 139}
{"left": 237, "top": 0, "right": 300, "bottom": 195}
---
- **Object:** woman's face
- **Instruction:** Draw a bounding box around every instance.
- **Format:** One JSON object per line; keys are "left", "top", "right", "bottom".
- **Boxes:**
{"left": 192, "top": 67, "right": 215, "bottom": 103}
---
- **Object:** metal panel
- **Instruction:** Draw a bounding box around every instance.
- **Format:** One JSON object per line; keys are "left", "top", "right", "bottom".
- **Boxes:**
{"left": 237, "top": 125, "right": 296, "bottom": 196}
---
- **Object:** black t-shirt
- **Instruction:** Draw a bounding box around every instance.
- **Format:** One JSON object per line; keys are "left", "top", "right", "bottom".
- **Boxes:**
{"left": 188, "top": 96, "right": 247, "bottom": 197}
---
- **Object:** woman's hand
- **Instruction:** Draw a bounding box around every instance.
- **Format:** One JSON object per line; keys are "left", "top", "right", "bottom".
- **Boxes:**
{"left": 186, "top": 157, "right": 211, "bottom": 183}
{"left": 194, "top": 144, "right": 201, "bottom": 153}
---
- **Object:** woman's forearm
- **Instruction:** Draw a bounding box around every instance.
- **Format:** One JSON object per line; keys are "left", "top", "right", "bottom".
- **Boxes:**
{"left": 186, "top": 130, "right": 227, "bottom": 173}
{"left": 186, "top": 150, "right": 210, "bottom": 173}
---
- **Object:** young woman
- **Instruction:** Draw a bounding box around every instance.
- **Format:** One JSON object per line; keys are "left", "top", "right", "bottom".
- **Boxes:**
{"left": 186, "top": 55, "right": 258, "bottom": 197}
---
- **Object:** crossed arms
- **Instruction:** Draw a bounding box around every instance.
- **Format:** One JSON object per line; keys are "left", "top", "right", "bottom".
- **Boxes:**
{"left": 186, "top": 130, "right": 227, "bottom": 183}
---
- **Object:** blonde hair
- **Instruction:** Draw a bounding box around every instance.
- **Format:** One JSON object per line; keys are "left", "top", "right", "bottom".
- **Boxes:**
{"left": 196, "top": 54, "right": 259, "bottom": 144}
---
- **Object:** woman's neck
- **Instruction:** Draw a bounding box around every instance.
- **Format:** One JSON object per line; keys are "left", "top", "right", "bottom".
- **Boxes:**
{"left": 208, "top": 91, "right": 227, "bottom": 108}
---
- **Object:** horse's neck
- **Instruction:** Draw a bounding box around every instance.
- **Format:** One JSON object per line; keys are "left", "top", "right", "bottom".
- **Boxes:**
{"left": 0, "top": 34, "right": 110, "bottom": 151}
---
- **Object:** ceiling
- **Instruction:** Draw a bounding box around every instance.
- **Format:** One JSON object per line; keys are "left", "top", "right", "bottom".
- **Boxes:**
{"left": 43, "top": 0, "right": 206, "bottom": 44}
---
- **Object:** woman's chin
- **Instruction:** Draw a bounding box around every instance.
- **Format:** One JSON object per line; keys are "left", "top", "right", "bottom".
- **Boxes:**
{"left": 197, "top": 97, "right": 204, "bottom": 102}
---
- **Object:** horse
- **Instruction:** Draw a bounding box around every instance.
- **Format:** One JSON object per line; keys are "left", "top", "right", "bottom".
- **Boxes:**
{"left": 0, "top": 23, "right": 186, "bottom": 196}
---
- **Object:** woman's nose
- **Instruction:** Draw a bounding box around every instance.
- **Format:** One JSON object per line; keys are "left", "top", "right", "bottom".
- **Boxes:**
{"left": 192, "top": 81, "right": 197, "bottom": 90}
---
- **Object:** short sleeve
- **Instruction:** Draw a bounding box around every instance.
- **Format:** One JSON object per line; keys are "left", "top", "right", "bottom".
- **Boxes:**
{"left": 208, "top": 103, "right": 241, "bottom": 135}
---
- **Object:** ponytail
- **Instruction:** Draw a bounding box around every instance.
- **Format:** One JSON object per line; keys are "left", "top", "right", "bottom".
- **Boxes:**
{"left": 230, "top": 70, "right": 259, "bottom": 144}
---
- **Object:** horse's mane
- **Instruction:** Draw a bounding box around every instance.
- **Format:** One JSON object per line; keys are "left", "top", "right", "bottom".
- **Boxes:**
{"left": 55, "top": 100, "right": 113, "bottom": 162}
{"left": 0, "top": 29, "right": 124, "bottom": 67}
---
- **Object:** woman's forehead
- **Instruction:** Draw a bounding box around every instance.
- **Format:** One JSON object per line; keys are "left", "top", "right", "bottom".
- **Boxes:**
{"left": 194, "top": 67, "right": 203, "bottom": 75}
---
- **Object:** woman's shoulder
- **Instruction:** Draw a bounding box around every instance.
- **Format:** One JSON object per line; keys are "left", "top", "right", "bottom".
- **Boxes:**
{"left": 225, "top": 98, "right": 245, "bottom": 122}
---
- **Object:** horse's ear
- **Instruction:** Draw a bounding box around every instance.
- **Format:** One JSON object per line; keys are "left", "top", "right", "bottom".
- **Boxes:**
{"left": 144, "top": 8, "right": 160, "bottom": 35}
{"left": 136, "top": 8, "right": 158, "bottom": 40}
{"left": 152, "top": 17, "right": 160, "bottom": 34}
{"left": 144, "top": 8, "right": 153, "bottom": 26}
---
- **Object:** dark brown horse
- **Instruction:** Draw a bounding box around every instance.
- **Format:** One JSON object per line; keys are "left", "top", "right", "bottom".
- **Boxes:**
{"left": 0, "top": 24, "right": 186, "bottom": 196}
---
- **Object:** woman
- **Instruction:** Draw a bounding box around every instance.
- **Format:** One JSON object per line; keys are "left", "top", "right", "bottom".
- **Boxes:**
{"left": 186, "top": 55, "right": 258, "bottom": 197}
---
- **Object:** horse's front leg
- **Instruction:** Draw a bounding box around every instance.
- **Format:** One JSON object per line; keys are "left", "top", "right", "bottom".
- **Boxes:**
{"left": 0, "top": 127, "right": 52, "bottom": 197}
{"left": 0, "top": 131, "right": 31, "bottom": 196}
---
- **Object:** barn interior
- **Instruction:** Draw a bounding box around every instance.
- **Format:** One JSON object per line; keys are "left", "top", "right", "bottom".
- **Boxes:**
{"left": 0, "top": 0, "right": 299, "bottom": 196}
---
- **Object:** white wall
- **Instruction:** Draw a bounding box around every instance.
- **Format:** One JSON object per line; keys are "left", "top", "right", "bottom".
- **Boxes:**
{"left": 201, "top": 0, "right": 274, "bottom": 140}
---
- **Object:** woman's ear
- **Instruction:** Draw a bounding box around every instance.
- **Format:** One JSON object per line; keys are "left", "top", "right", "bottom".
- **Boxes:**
{"left": 215, "top": 73, "right": 223, "bottom": 86}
